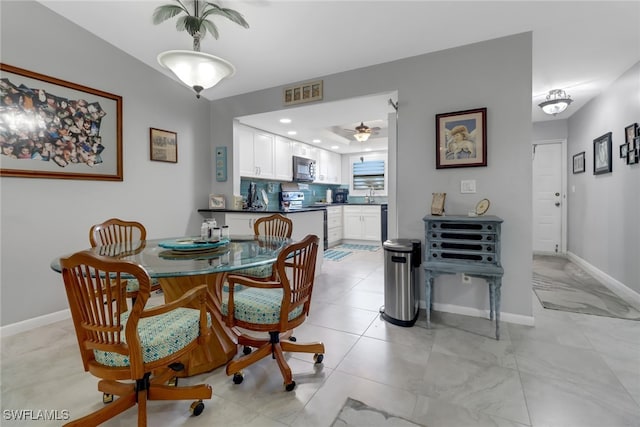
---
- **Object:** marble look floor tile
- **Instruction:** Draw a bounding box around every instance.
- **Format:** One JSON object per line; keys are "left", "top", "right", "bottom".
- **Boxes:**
{"left": 521, "top": 371, "right": 640, "bottom": 427}
{"left": 363, "top": 315, "right": 436, "bottom": 354}
{"left": 351, "top": 271, "right": 385, "bottom": 294}
{"left": 412, "top": 395, "right": 530, "bottom": 427}
{"left": 431, "top": 327, "right": 518, "bottom": 369}
{"left": 306, "top": 301, "right": 378, "bottom": 336}
{"left": 290, "top": 370, "right": 419, "bottom": 427}
{"left": 598, "top": 352, "right": 640, "bottom": 406}
{"left": 418, "top": 351, "right": 530, "bottom": 425}
{"left": 514, "top": 338, "right": 627, "bottom": 392}
{"left": 335, "top": 336, "right": 431, "bottom": 392}
{"left": 328, "top": 288, "right": 385, "bottom": 312}
{"left": 507, "top": 309, "right": 593, "bottom": 350}
{"left": 430, "top": 310, "right": 510, "bottom": 342}
{"left": 312, "top": 272, "right": 362, "bottom": 303}
{"left": 288, "top": 322, "right": 360, "bottom": 369}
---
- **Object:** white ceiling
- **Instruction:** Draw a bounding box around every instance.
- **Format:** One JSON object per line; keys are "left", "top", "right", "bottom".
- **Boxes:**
{"left": 38, "top": 1, "right": 640, "bottom": 153}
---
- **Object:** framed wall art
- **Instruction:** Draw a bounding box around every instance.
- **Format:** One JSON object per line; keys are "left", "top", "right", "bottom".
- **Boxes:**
{"left": 619, "top": 143, "right": 629, "bottom": 159}
{"left": 627, "top": 137, "right": 639, "bottom": 165}
{"left": 209, "top": 194, "right": 226, "bottom": 209}
{"left": 572, "top": 151, "right": 586, "bottom": 174}
{"left": 283, "top": 80, "right": 323, "bottom": 106}
{"left": 215, "top": 146, "right": 227, "bottom": 181}
{"left": 150, "top": 127, "right": 177, "bottom": 163}
{"left": 593, "top": 132, "right": 612, "bottom": 175}
{"left": 0, "top": 63, "right": 123, "bottom": 181}
{"left": 436, "top": 107, "right": 487, "bottom": 169}
{"left": 624, "top": 123, "right": 637, "bottom": 145}
{"left": 430, "top": 192, "right": 446, "bottom": 215}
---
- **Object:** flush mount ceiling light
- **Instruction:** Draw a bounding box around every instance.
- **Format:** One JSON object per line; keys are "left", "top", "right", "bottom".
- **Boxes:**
{"left": 538, "top": 89, "right": 573, "bottom": 116}
{"left": 153, "top": 0, "right": 249, "bottom": 99}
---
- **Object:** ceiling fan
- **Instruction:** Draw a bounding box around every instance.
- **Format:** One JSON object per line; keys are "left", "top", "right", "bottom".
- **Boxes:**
{"left": 344, "top": 122, "right": 380, "bottom": 142}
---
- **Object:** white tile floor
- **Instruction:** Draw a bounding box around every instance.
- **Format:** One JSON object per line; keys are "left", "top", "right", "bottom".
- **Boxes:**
{"left": 2, "top": 249, "right": 639, "bottom": 426}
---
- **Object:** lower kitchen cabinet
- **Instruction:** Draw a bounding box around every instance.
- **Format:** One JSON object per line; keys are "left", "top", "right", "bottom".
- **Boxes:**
{"left": 326, "top": 205, "right": 343, "bottom": 247}
{"left": 343, "top": 205, "right": 381, "bottom": 241}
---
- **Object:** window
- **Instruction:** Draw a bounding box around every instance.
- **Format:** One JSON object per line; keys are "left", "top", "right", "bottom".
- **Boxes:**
{"left": 349, "top": 152, "right": 388, "bottom": 196}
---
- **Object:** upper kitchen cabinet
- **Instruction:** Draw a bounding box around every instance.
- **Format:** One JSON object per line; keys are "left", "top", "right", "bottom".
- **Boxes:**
{"left": 316, "top": 149, "right": 342, "bottom": 184}
{"left": 291, "top": 141, "right": 316, "bottom": 159}
{"left": 238, "top": 126, "right": 275, "bottom": 179}
{"left": 274, "top": 136, "right": 292, "bottom": 181}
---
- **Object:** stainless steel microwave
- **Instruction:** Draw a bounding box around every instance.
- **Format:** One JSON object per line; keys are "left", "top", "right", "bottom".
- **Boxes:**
{"left": 292, "top": 155, "right": 316, "bottom": 182}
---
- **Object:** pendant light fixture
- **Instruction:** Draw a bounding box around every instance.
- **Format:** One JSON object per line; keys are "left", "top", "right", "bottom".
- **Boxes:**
{"left": 538, "top": 89, "right": 573, "bottom": 116}
{"left": 153, "top": 0, "right": 249, "bottom": 99}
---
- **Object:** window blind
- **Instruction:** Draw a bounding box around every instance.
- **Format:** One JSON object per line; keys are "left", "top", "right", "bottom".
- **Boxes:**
{"left": 353, "top": 160, "right": 385, "bottom": 190}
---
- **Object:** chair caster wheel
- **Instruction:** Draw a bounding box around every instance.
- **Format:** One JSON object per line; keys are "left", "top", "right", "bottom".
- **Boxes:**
{"left": 190, "top": 400, "right": 205, "bottom": 416}
{"left": 168, "top": 377, "right": 178, "bottom": 387}
{"left": 233, "top": 372, "right": 244, "bottom": 384}
{"left": 289, "top": 336, "right": 297, "bottom": 342}
{"left": 284, "top": 381, "right": 296, "bottom": 392}
{"left": 313, "top": 353, "right": 324, "bottom": 364}
{"left": 103, "top": 393, "right": 113, "bottom": 404}
{"left": 243, "top": 346, "right": 252, "bottom": 355}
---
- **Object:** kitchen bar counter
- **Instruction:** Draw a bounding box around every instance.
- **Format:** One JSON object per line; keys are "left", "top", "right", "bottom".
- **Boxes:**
{"left": 197, "top": 202, "right": 386, "bottom": 215}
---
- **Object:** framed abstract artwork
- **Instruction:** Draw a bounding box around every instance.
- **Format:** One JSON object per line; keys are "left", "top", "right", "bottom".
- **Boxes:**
{"left": 593, "top": 132, "right": 612, "bottom": 175}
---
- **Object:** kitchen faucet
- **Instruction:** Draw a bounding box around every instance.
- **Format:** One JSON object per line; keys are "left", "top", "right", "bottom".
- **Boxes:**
{"left": 366, "top": 186, "right": 375, "bottom": 204}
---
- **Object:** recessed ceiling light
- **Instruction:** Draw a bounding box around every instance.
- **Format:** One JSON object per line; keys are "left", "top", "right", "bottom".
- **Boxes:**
{"left": 312, "top": 139, "right": 321, "bottom": 143}
{"left": 287, "top": 130, "right": 297, "bottom": 135}
{"left": 364, "top": 148, "right": 372, "bottom": 152}
{"left": 279, "top": 118, "right": 292, "bottom": 124}
{"left": 331, "top": 145, "right": 339, "bottom": 150}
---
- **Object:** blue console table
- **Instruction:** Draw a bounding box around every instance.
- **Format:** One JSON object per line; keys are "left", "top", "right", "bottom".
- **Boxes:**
{"left": 423, "top": 215, "right": 504, "bottom": 339}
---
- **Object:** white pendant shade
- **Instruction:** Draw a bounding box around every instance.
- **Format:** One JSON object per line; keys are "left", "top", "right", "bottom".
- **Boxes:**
{"left": 157, "top": 50, "right": 235, "bottom": 97}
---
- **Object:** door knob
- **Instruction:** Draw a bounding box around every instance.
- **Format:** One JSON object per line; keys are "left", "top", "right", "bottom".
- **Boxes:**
{"left": 555, "top": 202, "right": 560, "bottom": 207}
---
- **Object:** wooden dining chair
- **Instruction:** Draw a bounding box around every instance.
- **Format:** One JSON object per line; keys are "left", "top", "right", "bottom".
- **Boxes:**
{"left": 90, "top": 218, "right": 162, "bottom": 305}
{"left": 59, "top": 250, "right": 213, "bottom": 426}
{"left": 221, "top": 234, "right": 324, "bottom": 391}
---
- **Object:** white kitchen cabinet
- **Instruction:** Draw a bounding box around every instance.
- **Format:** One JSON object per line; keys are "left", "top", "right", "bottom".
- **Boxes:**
{"left": 326, "top": 205, "right": 343, "bottom": 247}
{"left": 238, "top": 126, "right": 275, "bottom": 179}
{"left": 343, "top": 205, "right": 381, "bottom": 241}
{"left": 225, "top": 212, "right": 271, "bottom": 235}
{"left": 274, "top": 136, "right": 292, "bottom": 181}
{"left": 291, "top": 141, "right": 316, "bottom": 160}
{"left": 314, "top": 149, "right": 342, "bottom": 184}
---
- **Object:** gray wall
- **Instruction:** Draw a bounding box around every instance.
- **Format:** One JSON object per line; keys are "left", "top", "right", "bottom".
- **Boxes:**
{"left": 566, "top": 62, "right": 640, "bottom": 293}
{"left": 533, "top": 119, "right": 568, "bottom": 141}
{"left": 211, "top": 33, "right": 534, "bottom": 320}
{"left": 1, "top": 2, "right": 212, "bottom": 325}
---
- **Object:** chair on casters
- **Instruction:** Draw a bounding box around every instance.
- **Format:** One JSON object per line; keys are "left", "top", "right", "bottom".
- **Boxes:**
{"left": 222, "top": 234, "right": 324, "bottom": 391}
{"left": 89, "top": 218, "right": 162, "bottom": 305}
{"left": 59, "top": 250, "right": 213, "bottom": 426}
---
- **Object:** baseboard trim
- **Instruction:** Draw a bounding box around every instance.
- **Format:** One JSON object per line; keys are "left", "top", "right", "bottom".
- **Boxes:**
{"left": 566, "top": 251, "right": 640, "bottom": 310}
{"left": 419, "top": 301, "right": 534, "bottom": 326}
{"left": 1, "top": 309, "right": 70, "bottom": 337}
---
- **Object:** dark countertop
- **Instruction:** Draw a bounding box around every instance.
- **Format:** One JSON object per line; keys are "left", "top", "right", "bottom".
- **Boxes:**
{"left": 198, "top": 203, "right": 386, "bottom": 215}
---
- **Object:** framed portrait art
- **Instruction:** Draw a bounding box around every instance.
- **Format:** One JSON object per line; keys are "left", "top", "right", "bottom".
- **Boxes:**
{"left": 150, "top": 128, "right": 177, "bottom": 163}
{"left": 572, "top": 151, "right": 585, "bottom": 174}
{"left": 0, "top": 63, "right": 123, "bottom": 181}
{"left": 593, "top": 132, "right": 612, "bottom": 175}
{"left": 436, "top": 108, "right": 487, "bottom": 169}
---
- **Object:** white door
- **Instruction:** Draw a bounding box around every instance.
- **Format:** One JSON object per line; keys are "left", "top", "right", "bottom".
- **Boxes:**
{"left": 532, "top": 143, "right": 563, "bottom": 253}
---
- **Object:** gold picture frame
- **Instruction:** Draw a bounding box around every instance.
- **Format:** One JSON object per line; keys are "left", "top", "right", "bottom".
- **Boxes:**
{"left": 284, "top": 80, "right": 323, "bottom": 106}
{"left": 431, "top": 192, "right": 446, "bottom": 215}
{"left": 150, "top": 127, "right": 177, "bottom": 163}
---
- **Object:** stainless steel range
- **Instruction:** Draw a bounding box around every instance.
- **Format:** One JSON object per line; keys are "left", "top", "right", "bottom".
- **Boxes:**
{"left": 279, "top": 191, "right": 305, "bottom": 210}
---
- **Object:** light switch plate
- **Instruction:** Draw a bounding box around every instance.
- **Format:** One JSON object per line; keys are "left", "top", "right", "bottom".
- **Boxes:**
{"left": 461, "top": 180, "right": 476, "bottom": 193}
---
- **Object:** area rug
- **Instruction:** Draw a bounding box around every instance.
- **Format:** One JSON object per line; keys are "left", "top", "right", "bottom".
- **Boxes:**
{"left": 331, "top": 398, "right": 424, "bottom": 427}
{"left": 333, "top": 244, "right": 381, "bottom": 252}
{"left": 532, "top": 255, "right": 640, "bottom": 320}
{"left": 324, "top": 249, "right": 352, "bottom": 262}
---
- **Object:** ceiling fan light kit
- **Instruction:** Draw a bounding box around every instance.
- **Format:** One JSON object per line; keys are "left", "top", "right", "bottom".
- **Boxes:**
{"left": 539, "top": 89, "right": 573, "bottom": 116}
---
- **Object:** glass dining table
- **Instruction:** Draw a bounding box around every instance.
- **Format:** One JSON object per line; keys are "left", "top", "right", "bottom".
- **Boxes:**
{"left": 50, "top": 235, "right": 291, "bottom": 376}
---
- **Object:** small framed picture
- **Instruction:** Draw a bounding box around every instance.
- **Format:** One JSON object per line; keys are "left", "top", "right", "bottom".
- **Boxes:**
{"left": 620, "top": 143, "right": 629, "bottom": 159}
{"left": 572, "top": 151, "right": 586, "bottom": 174}
{"left": 627, "top": 137, "right": 639, "bottom": 165}
{"left": 593, "top": 132, "right": 612, "bottom": 175}
{"left": 624, "top": 123, "right": 638, "bottom": 144}
{"left": 209, "top": 194, "right": 226, "bottom": 209}
{"left": 431, "top": 192, "right": 446, "bottom": 215}
{"left": 150, "top": 128, "right": 177, "bottom": 163}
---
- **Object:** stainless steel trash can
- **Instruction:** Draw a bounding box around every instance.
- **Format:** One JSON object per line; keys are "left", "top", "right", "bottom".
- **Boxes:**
{"left": 381, "top": 239, "right": 421, "bottom": 327}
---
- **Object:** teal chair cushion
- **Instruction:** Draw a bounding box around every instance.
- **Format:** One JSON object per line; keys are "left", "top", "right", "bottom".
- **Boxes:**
{"left": 220, "top": 287, "right": 303, "bottom": 325}
{"left": 93, "top": 308, "right": 211, "bottom": 367}
{"left": 125, "top": 278, "right": 161, "bottom": 293}
{"left": 230, "top": 264, "right": 273, "bottom": 279}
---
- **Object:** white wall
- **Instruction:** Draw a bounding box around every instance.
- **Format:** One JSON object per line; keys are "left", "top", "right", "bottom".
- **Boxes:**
{"left": 1, "top": 2, "right": 213, "bottom": 325}
{"left": 566, "top": 62, "right": 640, "bottom": 293}
{"left": 211, "top": 33, "right": 534, "bottom": 320}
